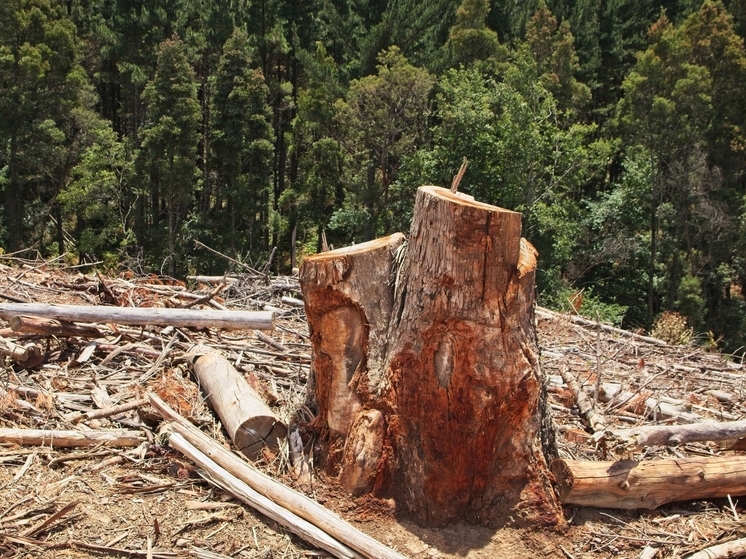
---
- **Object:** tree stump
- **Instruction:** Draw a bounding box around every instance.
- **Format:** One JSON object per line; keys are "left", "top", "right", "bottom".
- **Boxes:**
{"left": 300, "top": 186, "right": 561, "bottom": 527}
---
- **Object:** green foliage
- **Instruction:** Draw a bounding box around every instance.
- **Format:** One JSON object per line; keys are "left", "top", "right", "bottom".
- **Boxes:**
{"left": 208, "top": 28, "right": 274, "bottom": 257}
{"left": 446, "top": 0, "right": 505, "bottom": 69}
{"left": 4, "top": 0, "right": 746, "bottom": 353}
{"left": 137, "top": 35, "right": 201, "bottom": 276}
{"left": 58, "top": 122, "right": 135, "bottom": 263}
{"left": 334, "top": 47, "right": 434, "bottom": 239}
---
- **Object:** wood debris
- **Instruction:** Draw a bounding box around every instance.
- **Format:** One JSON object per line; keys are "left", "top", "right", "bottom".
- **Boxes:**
{"left": 0, "top": 254, "right": 745, "bottom": 558}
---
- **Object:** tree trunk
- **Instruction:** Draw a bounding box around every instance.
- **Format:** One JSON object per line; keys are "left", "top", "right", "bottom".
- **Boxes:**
{"left": 300, "top": 185, "right": 561, "bottom": 527}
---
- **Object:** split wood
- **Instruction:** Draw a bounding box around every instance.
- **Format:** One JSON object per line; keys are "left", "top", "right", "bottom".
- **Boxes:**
{"left": 147, "top": 393, "right": 407, "bottom": 559}
{"left": 0, "top": 302, "right": 275, "bottom": 331}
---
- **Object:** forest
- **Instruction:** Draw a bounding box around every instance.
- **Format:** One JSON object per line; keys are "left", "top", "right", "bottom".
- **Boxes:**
{"left": 2, "top": 0, "right": 746, "bottom": 351}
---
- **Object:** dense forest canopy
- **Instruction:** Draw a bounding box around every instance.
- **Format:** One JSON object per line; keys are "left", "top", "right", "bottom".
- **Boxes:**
{"left": 2, "top": 0, "right": 746, "bottom": 351}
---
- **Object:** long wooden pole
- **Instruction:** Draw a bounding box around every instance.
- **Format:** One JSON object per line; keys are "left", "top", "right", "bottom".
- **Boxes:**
{"left": 610, "top": 420, "right": 746, "bottom": 449}
{"left": 0, "top": 428, "right": 145, "bottom": 448}
{"left": 148, "top": 393, "right": 407, "bottom": 559}
{"left": 551, "top": 456, "right": 746, "bottom": 509}
{"left": 0, "top": 303, "right": 275, "bottom": 331}
{"left": 169, "top": 432, "right": 362, "bottom": 559}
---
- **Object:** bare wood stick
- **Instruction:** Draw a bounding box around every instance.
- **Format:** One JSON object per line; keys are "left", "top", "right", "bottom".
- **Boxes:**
{"left": 148, "top": 393, "right": 407, "bottom": 559}
{"left": 551, "top": 456, "right": 746, "bottom": 509}
{"left": 193, "top": 240, "right": 263, "bottom": 275}
{"left": 559, "top": 366, "right": 607, "bottom": 433}
{"left": 536, "top": 307, "right": 668, "bottom": 346}
{"left": 169, "top": 432, "right": 362, "bottom": 559}
{"left": 609, "top": 420, "right": 746, "bottom": 449}
{"left": 254, "top": 330, "right": 289, "bottom": 353}
{"left": 0, "top": 303, "right": 275, "bottom": 331}
{"left": 686, "top": 537, "right": 746, "bottom": 559}
{"left": 191, "top": 351, "right": 287, "bottom": 459}
{"left": 180, "top": 283, "right": 226, "bottom": 309}
{"left": 0, "top": 428, "right": 145, "bottom": 448}
{"left": 10, "top": 315, "right": 102, "bottom": 337}
{"left": 187, "top": 275, "right": 241, "bottom": 284}
{"left": 71, "top": 398, "right": 149, "bottom": 424}
{"left": 21, "top": 501, "right": 79, "bottom": 537}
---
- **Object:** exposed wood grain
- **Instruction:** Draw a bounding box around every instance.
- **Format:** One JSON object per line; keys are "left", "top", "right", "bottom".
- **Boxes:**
{"left": 0, "top": 428, "right": 145, "bottom": 448}
{"left": 191, "top": 351, "right": 286, "bottom": 459}
{"left": 551, "top": 456, "right": 746, "bottom": 509}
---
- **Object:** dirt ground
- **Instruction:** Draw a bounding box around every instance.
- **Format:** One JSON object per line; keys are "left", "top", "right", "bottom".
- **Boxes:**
{"left": 0, "top": 257, "right": 745, "bottom": 558}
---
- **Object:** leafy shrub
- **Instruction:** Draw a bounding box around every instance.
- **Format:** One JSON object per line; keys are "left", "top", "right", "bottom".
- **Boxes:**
{"left": 651, "top": 311, "right": 693, "bottom": 345}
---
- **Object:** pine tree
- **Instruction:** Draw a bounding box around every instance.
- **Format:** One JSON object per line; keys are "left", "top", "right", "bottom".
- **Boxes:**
{"left": 0, "top": 0, "right": 95, "bottom": 252}
{"left": 138, "top": 35, "right": 201, "bottom": 276}
{"left": 209, "top": 28, "right": 274, "bottom": 256}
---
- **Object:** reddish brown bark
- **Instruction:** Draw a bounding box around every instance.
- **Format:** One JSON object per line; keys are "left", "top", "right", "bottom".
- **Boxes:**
{"left": 300, "top": 186, "right": 561, "bottom": 527}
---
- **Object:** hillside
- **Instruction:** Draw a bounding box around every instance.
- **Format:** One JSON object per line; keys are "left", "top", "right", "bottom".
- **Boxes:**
{"left": 0, "top": 257, "right": 745, "bottom": 558}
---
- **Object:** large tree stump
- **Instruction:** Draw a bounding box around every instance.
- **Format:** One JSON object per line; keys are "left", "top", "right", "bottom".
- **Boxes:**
{"left": 300, "top": 186, "right": 561, "bottom": 527}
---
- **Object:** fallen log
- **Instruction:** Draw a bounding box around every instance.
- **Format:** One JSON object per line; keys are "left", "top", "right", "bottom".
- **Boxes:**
{"left": 559, "top": 366, "right": 607, "bottom": 433}
{"left": 607, "top": 420, "right": 746, "bottom": 449}
{"left": 148, "top": 393, "right": 407, "bottom": 559}
{"left": 169, "top": 432, "right": 361, "bottom": 559}
{"left": 550, "top": 456, "right": 746, "bottom": 509}
{"left": 0, "top": 428, "right": 145, "bottom": 448}
{"left": 0, "top": 303, "right": 274, "bottom": 331}
{"left": 10, "top": 315, "right": 102, "bottom": 337}
{"left": 190, "top": 349, "right": 286, "bottom": 459}
{"left": 686, "top": 537, "right": 746, "bottom": 559}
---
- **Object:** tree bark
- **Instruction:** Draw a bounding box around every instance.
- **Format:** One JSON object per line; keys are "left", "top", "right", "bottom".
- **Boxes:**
{"left": 551, "top": 456, "right": 746, "bottom": 509}
{"left": 0, "top": 303, "right": 274, "bottom": 331}
{"left": 608, "top": 420, "right": 746, "bottom": 449}
{"left": 300, "top": 186, "right": 561, "bottom": 527}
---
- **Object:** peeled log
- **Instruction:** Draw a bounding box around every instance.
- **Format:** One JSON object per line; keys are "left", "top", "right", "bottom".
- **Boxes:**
{"left": 300, "top": 186, "right": 561, "bottom": 527}
{"left": 192, "top": 352, "right": 287, "bottom": 459}
{"left": 551, "top": 457, "right": 746, "bottom": 509}
{"left": 0, "top": 303, "right": 274, "bottom": 331}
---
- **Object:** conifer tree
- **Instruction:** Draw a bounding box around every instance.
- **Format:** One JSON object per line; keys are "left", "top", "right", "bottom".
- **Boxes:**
{"left": 138, "top": 36, "right": 201, "bottom": 276}
{"left": 209, "top": 28, "right": 274, "bottom": 255}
